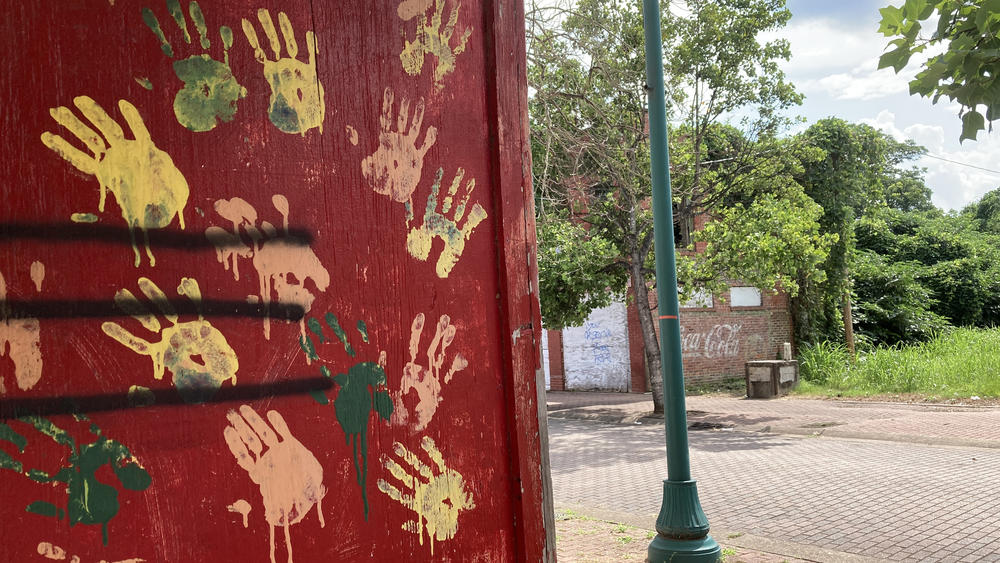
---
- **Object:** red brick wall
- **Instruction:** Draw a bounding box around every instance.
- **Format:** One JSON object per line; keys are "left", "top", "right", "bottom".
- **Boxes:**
{"left": 547, "top": 329, "right": 566, "bottom": 390}
{"left": 627, "top": 283, "right": 794, "bottom": 386}
{"left": 626, "top": 297, "right": 647, "bottom": 392}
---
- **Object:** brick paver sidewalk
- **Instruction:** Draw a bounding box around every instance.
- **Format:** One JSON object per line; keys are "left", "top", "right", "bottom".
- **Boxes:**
{"left": 546, "top": 391, "right": 1000, "bottom": 561}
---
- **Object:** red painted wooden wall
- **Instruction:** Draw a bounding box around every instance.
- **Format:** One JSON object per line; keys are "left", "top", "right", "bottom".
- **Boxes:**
{"left": 0, "top": 1, "right": 551, "bottom": 561}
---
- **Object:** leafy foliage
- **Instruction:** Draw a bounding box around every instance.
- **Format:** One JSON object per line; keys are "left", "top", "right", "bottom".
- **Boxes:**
{"left": 528, "top": 0, "right": 821, "bottom": 411}
{"left": 852, "top": 250, "right": 949, "bottom": 344}
{"left": 537, "top": 216, "right": 628, "bottom": 329}
{"left": 878, "top": 0, "right": 1000, "bottom": 141}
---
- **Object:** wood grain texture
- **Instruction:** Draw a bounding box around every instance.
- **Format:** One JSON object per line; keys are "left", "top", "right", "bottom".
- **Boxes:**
{"left": 0, "top": 1, "right": 550, "bottom": 560}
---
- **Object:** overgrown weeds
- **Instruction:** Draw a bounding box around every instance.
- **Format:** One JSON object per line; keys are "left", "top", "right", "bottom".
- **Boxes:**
{"left": 796, "top": 328, "right": 1000, "bottom": 398}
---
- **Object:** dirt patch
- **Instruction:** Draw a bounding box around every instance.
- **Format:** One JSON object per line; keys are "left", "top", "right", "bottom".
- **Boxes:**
{"left": 555, "top": 516, "right": 809, "bottom": 562}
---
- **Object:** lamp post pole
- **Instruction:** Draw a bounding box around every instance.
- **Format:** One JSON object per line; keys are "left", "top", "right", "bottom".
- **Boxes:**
{"left": 641, "top": 0, "right": 721, "bottom": 560}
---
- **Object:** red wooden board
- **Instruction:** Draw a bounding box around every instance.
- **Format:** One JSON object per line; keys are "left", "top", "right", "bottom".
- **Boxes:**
{"left": 0, "top": 1, "right": 547, "bottom": 561}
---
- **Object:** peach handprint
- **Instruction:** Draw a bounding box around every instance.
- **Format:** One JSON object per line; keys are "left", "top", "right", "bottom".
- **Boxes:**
{"left": 393, "top": 313, "right": 468, "bottom": 432}
{"left": 205, "top": 194, "right": 330, "bottom": 340}
{"left": 361, "top": 88, "right": 437, "bottom": 221}
{"left": 0, "top": 262, "right": 45, "bottom": 395}
{"left": 224, "top": 405, "right": 325, "bottom": 563}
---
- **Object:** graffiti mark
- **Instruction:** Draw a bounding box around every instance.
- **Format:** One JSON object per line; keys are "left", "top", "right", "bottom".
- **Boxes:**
{"left": 41, "top": 96, "right": 189, "bottom": 267}
{"left": 398, "top": 0, "right": 472, "bottom": 88}
{"left": 102, "top": 277, "right": 238, "bottom": 403}
{"left": 224, "top": 405, "right": 325, "bottom": 563}
{"left": 583, "top": 321, "right": 614, "bottom": 365}
{"left": 345, "top": 125, "right": 358, "bottom": 146}
{"left": 361, "top": 88, "right": 437, "bottom": 221}
{"left": 406, "top": 167, "right": 487, "bottom": 278}
{"left": 679, "top": 323, "right": 742, "bottom": 359}
{"left": 377, "top": 436, "right": 474, "bottom": 556}
{"left": 0, "top": 263, "right": 45, "bottom": 395}
{"left": 37, "top": 542, "right": 145, "bottom": 563}
{"left": 393, "top": 313, "right": 468, "bottom": 431}
{"left": 299, "top": 313, "right": 393, "bottom": 519}
{"left": 0, "top": 416, "right": 151, "bottom": 545}
{"left": 242, "top": 9, "right": 325, "bottom": 135}
{"left": 142, "top": 0, "right": 247, "bottom": 132}
{"left": 205, "top": 195, "right": 330, "bottom": 340}
{"left": 228, "top": 499, "right": 252, "bottom": 528}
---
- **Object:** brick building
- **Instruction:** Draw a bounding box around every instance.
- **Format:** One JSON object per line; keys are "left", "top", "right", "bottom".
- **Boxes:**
{"left": 544, "top": 214, "right": 795, "bottom": 391}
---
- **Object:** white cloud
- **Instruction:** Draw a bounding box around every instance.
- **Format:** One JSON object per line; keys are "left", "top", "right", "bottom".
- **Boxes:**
{"left": 763, "top": 18, "right": 885, "bottom": 79}
{"left": 772, "top": 9, "right": 943, "bottom": 102}
{"left": 860, "top": 111, "right": 1000, "bottom": 211}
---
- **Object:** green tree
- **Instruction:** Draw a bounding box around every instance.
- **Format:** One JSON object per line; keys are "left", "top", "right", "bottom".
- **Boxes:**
{"left": 878, "top": 0, "right": 1000, "bottom": 141}
{"left": 529, "top": 0, "right": 830, "bottom": 412}
{"left": 965, "top": 186, "right": 1000, "bottom": 233}
{"left": 792, "top": 119, "right": 926, "bottom": 348}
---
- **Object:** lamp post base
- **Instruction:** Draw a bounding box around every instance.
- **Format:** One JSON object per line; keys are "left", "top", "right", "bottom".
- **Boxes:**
{"left": 647, "top": 534, "right": 721, "bottom": 562}
{"left": 646, "top": 480, "right": 721, "bottom": 562}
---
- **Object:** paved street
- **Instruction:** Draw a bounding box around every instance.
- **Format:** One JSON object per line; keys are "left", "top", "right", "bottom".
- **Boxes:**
{"left": 549, "top": 416, "right": 1000, "bottom": 561}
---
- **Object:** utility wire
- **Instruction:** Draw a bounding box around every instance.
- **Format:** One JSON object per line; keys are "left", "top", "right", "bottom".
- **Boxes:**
{"left": 922, "top": 153, "right": 1000, "bottom": 175}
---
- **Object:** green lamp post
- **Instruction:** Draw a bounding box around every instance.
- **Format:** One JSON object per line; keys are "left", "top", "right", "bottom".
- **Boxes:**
{"left": 641, "top": 0, "right": 721, "bottom": 561}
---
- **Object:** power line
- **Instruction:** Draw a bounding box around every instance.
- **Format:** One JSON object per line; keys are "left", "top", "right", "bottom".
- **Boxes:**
{"left": 922, "top": 153, "right": 1000, "bottom": 175}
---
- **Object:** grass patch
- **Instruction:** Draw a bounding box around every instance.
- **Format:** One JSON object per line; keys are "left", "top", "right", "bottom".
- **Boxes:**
{"left": 795, "top": 328, "right": 1000, "bottom": 398}
{"left": 555, "top": 508, "right": 594, "bottom": 521}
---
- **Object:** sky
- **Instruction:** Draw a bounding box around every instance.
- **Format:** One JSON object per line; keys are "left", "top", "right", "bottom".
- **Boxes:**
{"left": 777, "top": 0, "right": 1000, "bottom": 211}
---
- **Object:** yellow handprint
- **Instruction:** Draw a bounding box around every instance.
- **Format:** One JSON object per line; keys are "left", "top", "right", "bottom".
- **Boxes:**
{"left": 102, "top": 277, "right": 238, "bottom": 404}
{"left": 41, "top": 96, "right": 189, "bottom": 267}
{"left": 406, "top": 167, "right": 488, "bottom": 277}
{"left": 377, "top": 436, "right": 474, "bottom": 556}
{"left": 398, "top": 0, "right": 473, "bottom": 88}
{"left": 224, "top": 405, "right": 325, "bottom": 563}
{"left": 242, "top": 9, "right": 325, "bottom": 135}
{"left": 142, "top": 0, "right": 247, "bottom": 132}
{"left": 361, "top": 88, "right": 438, "bottom": 220}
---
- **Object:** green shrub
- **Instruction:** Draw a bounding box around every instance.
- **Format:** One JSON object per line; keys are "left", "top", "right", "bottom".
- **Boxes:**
{"left": 797, "top": 341, "right": 849, "bottom": 386}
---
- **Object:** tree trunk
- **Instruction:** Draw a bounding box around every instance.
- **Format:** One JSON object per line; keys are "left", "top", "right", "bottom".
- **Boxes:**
{"left": 842, "top": 289, "right": 855, "bottom": 357}
{"left": 631, "top": 268, "right": 664, "bottom": 414}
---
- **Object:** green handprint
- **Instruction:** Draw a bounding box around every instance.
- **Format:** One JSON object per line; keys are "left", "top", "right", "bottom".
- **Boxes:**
{"left": 143, "top": 0, "right": 247, "bottom": 132}
{"left": 0, "top": 415, "right": 151, "bottom": 546}
{"left": 299, "top": 313, "right": 392, "bottom": 520}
